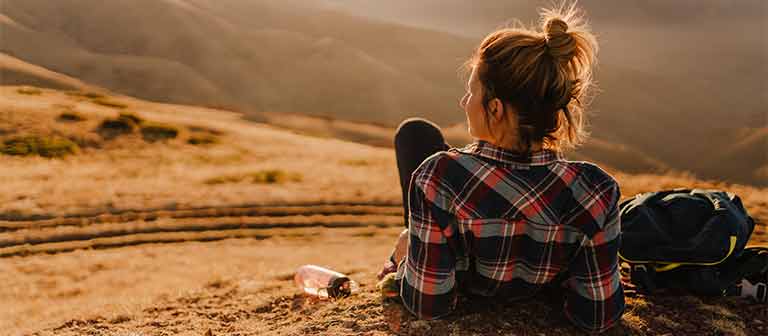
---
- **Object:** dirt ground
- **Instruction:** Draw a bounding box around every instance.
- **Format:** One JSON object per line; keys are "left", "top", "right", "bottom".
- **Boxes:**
{"left": 1, "top": 86, "right": 766, "bottom": 335}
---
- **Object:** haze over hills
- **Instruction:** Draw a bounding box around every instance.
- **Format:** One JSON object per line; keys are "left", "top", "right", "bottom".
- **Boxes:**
{"left": 0, "top": 0, "right": 470, "bottom": 125}
{"left": 325, "top": 0, "right": 768, "bottom": 185}
{"left": 0, "top": 0, "right": 765, "bottom": 186}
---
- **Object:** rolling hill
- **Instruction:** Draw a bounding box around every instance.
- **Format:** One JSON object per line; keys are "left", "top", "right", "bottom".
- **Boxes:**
{"left": 1, "top": 85, "right": 766, "bottom": 335}
{"left": 0, "top": 0, "right": 765, "bottom": 185}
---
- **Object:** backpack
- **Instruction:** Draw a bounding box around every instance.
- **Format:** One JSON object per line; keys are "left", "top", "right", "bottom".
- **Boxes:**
{"left": 618, "top": 188, "right": 764, "bottom": 296}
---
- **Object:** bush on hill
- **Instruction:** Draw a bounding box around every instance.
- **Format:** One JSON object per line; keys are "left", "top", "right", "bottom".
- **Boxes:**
{"left": 97, "top": 117, "right": 136, "bottom": 139}
{"left": 141, "top": 123, "right": 179, "bottom": 142}
{"left": 118, "top": 112, "right": 144, "bottom": 125}
{"left": 204, "top": 170, "right": 302, "bottom": 185}
{"left": 17, "top": 86, "right": 43, "bottom": 95}
{"left": 66, "top": 91, "right": 105, "bottom": 99}
{"left": 187, "top": 134, "right": 219, "bottom": 145}
{"left": 92, "top": 97, "right": 128, "bottom": 109}
{"left": 57, "top": 111, "right": 86, "bottom": 122}
{"left": 0, "top": 135, "right": 79, "bottom": 158}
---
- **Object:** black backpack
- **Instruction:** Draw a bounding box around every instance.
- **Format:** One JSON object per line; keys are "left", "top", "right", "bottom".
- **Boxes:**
{"left": 618, "top": 188, "right": 764, "bottom": 296}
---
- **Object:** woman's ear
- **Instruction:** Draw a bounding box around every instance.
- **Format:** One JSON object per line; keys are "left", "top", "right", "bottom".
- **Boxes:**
{"left": 489, "top": 98, "right": 505, "bottom": 122}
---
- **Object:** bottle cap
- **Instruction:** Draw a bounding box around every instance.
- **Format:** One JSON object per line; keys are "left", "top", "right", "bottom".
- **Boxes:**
{"left": 328, "top": 276, "right": 352, "bottom": 298}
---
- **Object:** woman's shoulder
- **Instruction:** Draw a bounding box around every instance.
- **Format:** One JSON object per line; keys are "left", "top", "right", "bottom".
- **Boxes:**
{"left": 556, "top": 159, "right": 619, "bottom": 190}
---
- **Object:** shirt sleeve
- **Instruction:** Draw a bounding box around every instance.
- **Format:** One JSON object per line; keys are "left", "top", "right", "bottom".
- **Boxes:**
{"left": 394, "top": 154, "right": 458, "bottom": 320}
{"left": 564, "top": 181, "right": 625, "bottom": 333}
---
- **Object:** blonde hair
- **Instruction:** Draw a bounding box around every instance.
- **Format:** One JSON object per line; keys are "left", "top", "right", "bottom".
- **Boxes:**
{"left": 466, "top": 2, "right": 598, "bottom": 153}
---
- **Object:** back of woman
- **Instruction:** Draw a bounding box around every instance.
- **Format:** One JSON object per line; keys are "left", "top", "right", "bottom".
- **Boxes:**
{"left": 383, "top": 2, "right": 624, "bottom": 334}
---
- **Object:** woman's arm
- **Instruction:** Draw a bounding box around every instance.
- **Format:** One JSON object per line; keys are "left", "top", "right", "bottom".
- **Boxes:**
{"left": 394, "top": 154, "right": 458, "bottom": 320}
{"left": 564, "top": 182, "right": 625, "bottom": 333}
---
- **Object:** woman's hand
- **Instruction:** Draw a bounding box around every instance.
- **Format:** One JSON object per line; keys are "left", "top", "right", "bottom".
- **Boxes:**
{"left": 377, "top": 229, "right": 409, "bottom": 280}
{"left": 392, "top": 229, "right": 409, "bottom": 264}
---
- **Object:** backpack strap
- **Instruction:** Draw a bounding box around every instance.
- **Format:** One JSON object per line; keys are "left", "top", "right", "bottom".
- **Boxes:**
{"left": 629, "top": 264, "right": 657, "bottom": 294}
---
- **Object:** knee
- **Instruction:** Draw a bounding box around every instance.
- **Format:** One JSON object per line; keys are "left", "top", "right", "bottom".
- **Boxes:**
{"left": 394, "top": 117, "right": 443, "bottom": 146}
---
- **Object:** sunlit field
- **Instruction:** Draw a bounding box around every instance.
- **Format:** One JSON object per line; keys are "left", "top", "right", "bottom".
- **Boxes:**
{"left": 0, "top": 86, "right": 765, "bottom": 335}
{"left": 1, "top": 0, "right": 766, "bottom": 335}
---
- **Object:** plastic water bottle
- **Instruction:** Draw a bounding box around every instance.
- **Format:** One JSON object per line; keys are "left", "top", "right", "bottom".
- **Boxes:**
{"left": 294, "top": 265, "right": 359, "bottom": 299}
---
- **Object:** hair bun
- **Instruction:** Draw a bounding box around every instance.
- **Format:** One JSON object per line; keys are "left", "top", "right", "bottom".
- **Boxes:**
{"left": 544, "top": 18, "right": 575, "bottom": 59}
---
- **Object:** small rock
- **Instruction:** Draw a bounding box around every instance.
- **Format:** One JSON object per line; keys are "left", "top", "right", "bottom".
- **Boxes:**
{"left": 755, "top": 319, "right": 764, "bottom": 325}
{"left": 411, "top": 320, "right": 431, "bottom": 330}
{"left": 204, "top": 329, "right": 213, "bottom": 336}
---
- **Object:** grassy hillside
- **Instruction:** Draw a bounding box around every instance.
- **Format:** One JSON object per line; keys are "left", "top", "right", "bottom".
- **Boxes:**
{"left": 1, "top": 0, "right": 765, "bottom": 186}
{"left": 1, "top": 86, "right": 766, "bottom": 335}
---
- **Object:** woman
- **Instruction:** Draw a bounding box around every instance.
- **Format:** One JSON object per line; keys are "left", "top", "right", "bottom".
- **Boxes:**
{"left": 381, "top": 3, "right": 624, "bottom": 333}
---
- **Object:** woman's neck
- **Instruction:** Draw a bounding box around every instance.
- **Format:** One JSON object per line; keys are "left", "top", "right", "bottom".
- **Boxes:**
{"left": 478, "top": 136, "right": 543, "bottom": 153}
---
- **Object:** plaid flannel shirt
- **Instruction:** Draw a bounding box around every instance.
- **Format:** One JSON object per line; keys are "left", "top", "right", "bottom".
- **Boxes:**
{"left": 394, "top": 140, "right": 624, "bottom": 333}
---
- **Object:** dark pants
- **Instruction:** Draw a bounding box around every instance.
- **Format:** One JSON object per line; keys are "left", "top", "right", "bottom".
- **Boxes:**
{"left": 394, "top": 118, "right": 451, "bottom": 228}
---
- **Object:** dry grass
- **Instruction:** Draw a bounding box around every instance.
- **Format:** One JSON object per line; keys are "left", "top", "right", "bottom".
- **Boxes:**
{"left": 65, "top": 91, "right": 105, "bottom": 99}
{"left": 1, "top": 86, "right": 766, "bottom": 335}
{"left": 187, "top": 134, "right": 219, "bottom": 145}
{"left": 0, "top": 86, "right": 400, "bottom": 218}
{"left": 17, "top": 86, "right": 43, "bottom": 95}
{"left": 204, "top": 169, "right": 303, "bottom": 185}
{"left": 91, "top": 97, "right": 128, "bottom": 109}
{"left": 57, "top": 111, "right": 86, "bottom": 122}
{"left": 140, "top": 122, "right": 179, "bottom": 142}
{"left": 0, "top": 135, "right": 79, "bottom": 158}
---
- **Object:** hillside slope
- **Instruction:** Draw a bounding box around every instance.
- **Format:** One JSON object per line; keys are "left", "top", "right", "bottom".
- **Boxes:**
{"left": 0, "top": 0, "right": 470, "bottom": 125}
{"left": 1, "top": 86, "right": 766, "bottom": 335}
{"left": 2, "top": 0, "right": 765, "bottom": 186}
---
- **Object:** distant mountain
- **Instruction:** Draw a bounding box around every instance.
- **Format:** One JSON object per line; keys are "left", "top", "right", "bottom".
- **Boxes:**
{"left": 1, "top": 0, "right": 471, "bottom": 124}
{"left": 324, "top": 0, "right": 768, "bottom": 186}
{"left": 0, "top": 53, "right": 97, "bottom": 91}
{"left": 1, "top": 0, "right": 765, "bottom": 185}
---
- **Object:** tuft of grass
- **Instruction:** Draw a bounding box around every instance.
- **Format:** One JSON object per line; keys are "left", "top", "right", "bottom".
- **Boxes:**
{"left": 66, "top": 91, "right": 105, "bottom": 99}
{"left": 187, "top": 134, "right": 219, "bottom": 145}
{"left": 17, "top": 87, "right": 43, "bottom": 95}
{"left": 340, "top": 159, "right": 371, "bottom": 167}
{"left": 118, "top": 112, "right": 143, "bottom": 125}
{"left": 1, "top": 135, "right": 79, "bottom": 158}
{"left": 204, "top": 170, "right": 302, "bottom": 185}
{"left": 92, "top": 97, "right": 128, "bottom": 109}
{"left": 57, "top": 111, "right": 86, "bottom": 122}
{"left": 97, "top": 117, "right": 136, "bottom": 139}
{"left": 141, "top": 123, "right": 179, "bottom": 142}
{"left": 188, "top": 126, "right": 224, "bottom": 136}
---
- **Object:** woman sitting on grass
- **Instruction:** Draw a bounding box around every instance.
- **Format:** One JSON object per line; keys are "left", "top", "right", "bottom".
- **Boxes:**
{"left": 380, "top": 3, "right": 624, "bottom": 333}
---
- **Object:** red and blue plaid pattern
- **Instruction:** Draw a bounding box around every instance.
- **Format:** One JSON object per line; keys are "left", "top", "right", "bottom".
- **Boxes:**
{"left": 394, "top": 140, "right": 624, "bottom": 333}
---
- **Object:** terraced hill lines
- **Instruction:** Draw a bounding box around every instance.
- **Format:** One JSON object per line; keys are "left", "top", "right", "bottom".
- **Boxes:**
{"left": 0, "top": 203, "right": 404, "bottom": 257}
{"left": 0, "top": 202, "right": 403, "bottom": 230}
{"left": 1, "top": 201, "right": 765, "bottom": 258}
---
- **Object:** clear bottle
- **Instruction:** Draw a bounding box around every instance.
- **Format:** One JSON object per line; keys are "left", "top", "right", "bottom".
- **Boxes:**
{"left": 294, "top": 265, "right": 359, "bottom": 299}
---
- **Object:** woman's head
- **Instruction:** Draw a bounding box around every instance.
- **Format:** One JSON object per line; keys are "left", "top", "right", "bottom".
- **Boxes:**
{"left": 460, "top": 2, "right": 598, "bottom": 153}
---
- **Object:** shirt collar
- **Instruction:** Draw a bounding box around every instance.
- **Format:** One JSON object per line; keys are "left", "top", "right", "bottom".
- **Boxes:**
{"left": 455, "top": 140, "right": 564, "bottom": 166}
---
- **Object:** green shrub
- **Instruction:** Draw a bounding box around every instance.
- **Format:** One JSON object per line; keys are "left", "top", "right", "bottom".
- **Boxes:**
{"left": 57, "top": 111, "right": 86, "bottom": 122}
{"left": 187, "top": 134, "right": 219, "bottom": 145}
{"left": 204, "top": 170, "right": 302, "bottom": 185}
{"left": 17, "top": 87, "right": 42, "bottom": 95}
{"left": 97, "top": 117, "right": 136, "bottom": 139}
{"left": 1, "top": 135, "right": 79, "bottom": 158}
{"left": 141, "top": 123, "right": 179, "bottom": 142}
{"left": 92, "top": 97, "right": 128, "bottom": 109}
{"left": 118, "top": 112, "right": 143, "bottom": 125}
